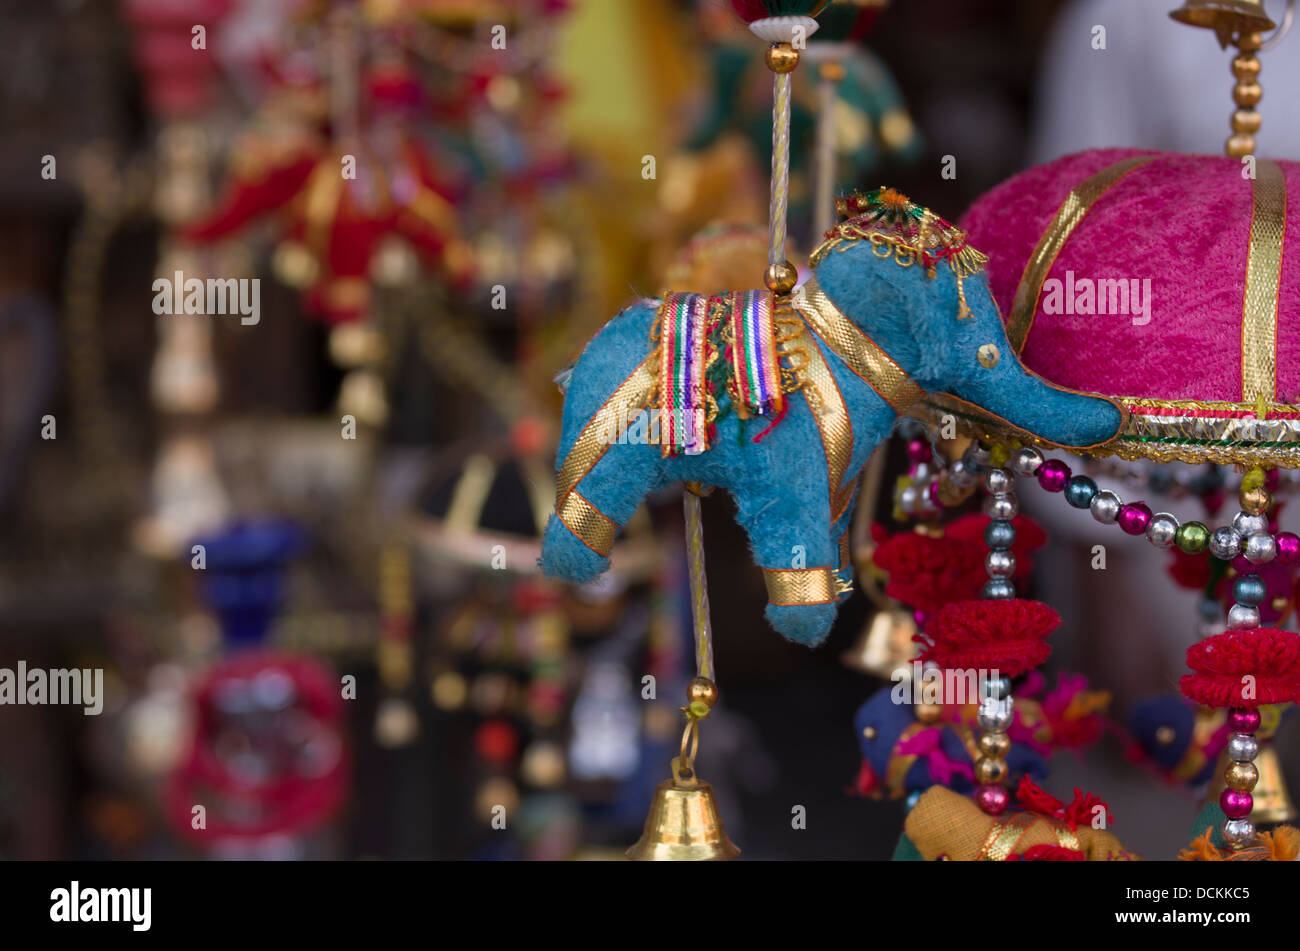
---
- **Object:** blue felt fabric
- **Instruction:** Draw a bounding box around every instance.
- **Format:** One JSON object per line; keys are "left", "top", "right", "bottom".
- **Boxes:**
{"left": 542, "top": 223, "right": 1125, "bottom": 646}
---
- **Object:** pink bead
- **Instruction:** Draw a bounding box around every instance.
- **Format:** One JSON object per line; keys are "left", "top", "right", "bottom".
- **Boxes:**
{"left": 928, "top": 481, "right": 943, "bottom": 508}
{"left": 1036, "top": 459, "right": 1071, "bottom": 492}
{"left": 1266, "top": 468, "right": 1280, "bottom": 491}
{"left": 1221, "top": 788, "right": 1253, "bottom": 820}
{"left": 976, "top": 784, "right": 1010, "bottom": 816}
{"left": 1277, "top": 532, "right": 1300, "bottom": 565}
{"left": 906, "top": 439, "right": 932, "bottom": 464}
{"left": 1228, "top": 708, "right": 1261, "bottom": 733}
{"left": 1117, "top": 502, "right": 1153, "bottom": 535}
{"left": 914, "top": 610, "right": 929, "bottom": 629}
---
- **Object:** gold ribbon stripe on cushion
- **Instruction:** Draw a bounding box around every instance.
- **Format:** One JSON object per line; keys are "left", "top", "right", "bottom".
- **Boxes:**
{"left": 1006, "top": 154, "right": 1161, "bottom": 353}
{"left": 797, "top": 278, "right": 926, "bottom": 414}
{"left": 763, "top": 567, "right": 839, "bottom": 606}
{"left": 1241, "top": 159, "right": 1287, "bottom": 406}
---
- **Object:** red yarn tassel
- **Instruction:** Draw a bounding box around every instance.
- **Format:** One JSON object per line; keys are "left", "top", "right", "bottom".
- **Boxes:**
{"left": 1015, "top": 776, "right": 1109, "bottom": 831}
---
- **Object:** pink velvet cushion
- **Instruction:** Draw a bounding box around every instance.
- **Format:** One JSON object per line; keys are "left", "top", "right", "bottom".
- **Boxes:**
{"left": 962, "top": 148, "right": 1300, "bottom": 406}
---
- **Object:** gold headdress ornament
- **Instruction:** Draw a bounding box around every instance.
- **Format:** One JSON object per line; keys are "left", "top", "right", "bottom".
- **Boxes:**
{"left": 810, "top": 187, "right": 989, "bottom": 320}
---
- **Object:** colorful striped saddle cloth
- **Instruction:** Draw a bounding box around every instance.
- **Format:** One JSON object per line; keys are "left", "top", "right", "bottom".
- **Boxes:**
{"left": 654, "top": 290, "right": 786, "bottom": 456}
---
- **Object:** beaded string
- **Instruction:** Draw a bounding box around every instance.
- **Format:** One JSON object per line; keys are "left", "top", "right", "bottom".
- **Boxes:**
{"left": 971, "top": 443, "right": 1016, "bottom": 817}
{"left": 1007, "top": 448, "right": 1278, "bottom": 847}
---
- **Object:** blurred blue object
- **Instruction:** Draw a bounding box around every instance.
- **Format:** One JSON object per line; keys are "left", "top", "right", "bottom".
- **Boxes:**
{"left": 191, "top": 520, "right": 305, "bottom": 648}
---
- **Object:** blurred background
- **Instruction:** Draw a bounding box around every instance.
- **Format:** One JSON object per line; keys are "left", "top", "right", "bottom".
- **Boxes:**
{"left": 2, "top": 0, "right": 1298, "bottom": 860}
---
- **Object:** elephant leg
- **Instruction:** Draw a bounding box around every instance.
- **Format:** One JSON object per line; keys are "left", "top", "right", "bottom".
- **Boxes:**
{"left": 729, "top": 474, "right": 843, "bottom": 647}
{"left": 542, "top": 439, "right": 663, "bottom": 584}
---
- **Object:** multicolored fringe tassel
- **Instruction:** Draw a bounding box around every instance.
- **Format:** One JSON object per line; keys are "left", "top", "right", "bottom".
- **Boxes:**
{"left": 657, "top": 292, "right": 712, "bottom": 457}
{"left": 727, "top": 290, "right": 784, "bottom": 417}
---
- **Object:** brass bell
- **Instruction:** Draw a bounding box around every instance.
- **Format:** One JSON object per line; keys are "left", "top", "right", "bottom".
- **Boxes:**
{"left": 626, "top": 776, "right": 741, "bottom": 861}
{"left": 842, "top": 608, "right": 917, "bottom": 678}
{"left": 1245, "top": 744, "right": 1297, "bottom": 825}
{"left": 1207, "top": 741, "right": 1297, "bottom": 825}
{"left": 1170, "top": 0, "right": 1276, "bottom": 47}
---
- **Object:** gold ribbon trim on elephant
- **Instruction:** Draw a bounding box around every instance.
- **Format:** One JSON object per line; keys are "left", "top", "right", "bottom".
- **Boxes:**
{"left": 556, "top": 490, "right": 616, "bottom": 557}
{"left": 553, "top": 356, "right": 656, "bottom": 554}
{"left": 763, "top": 567, "right": 846, "bottom": 606}
{"left": 1005, "top": 155, "right": 1160, "bottom": 353}
{"left": 786, "top": 293, "right": 857, "bottom": 521}
{"left": 1241, "top": 159, "right": 1286, "bottom": 406}
{"left": 796, "top": 278, "right": 926, "bottom": 414}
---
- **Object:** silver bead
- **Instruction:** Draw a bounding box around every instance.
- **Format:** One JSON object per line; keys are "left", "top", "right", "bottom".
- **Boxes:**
{"left": 1228, "top": 733, "right": 1260, "bottom": 762}
{"left": 1223, "top": 819, "right": 1256, "bottom": 845}
{"left": 1209, "top": 527, "right": 1242, "bottom": 560}
{"left": 1244, "top": 532, "right": 1277, "bottom": 565}
{"left": 899, "top": 485, "right": 919, "bottom": 513}
{"left": 964, "top": 444, "right": 991, "bottom": 468}
{"left": 984, "top": 494, "right": 1018, "bottom": 520}
{"left": 1227, "top": 603, "right": 1260, "bottom": 629}
{"left": 1233, "top": 512, "right": 1268, "bottom": 537}
{"left": 977, "top": 697, "right": 1014, "bottom": 732}
{"left": 912, "top": 462, "right": 932, "bottom": 483}
{"left": 983, "top": 468, "right": 1012, "bottom": 494}
{"left": 982, "top": 578, "right": 1015, "bottom": 600}
{"left": 1146, "top": 513, "right": 1179, "bottom": 548}
{"left": 1010, "top": 447, "right": 1044, "bottom": 477}
{"left": 980, "top": 675, "right": 1013, "bottom": 701}
{"left": 1090, "top": 490, "right": 1121, "bottom": 524}
{"left": 950, "top": 459, "right": 977, "bottom": 488}
{"left": 986, "top": 550, "right": 1016, "bottom": 578}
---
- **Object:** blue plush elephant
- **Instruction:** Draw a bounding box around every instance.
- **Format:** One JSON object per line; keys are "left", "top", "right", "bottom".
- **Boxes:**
{"left": 540, "top": 189, "right": 1124, "bottom": 646}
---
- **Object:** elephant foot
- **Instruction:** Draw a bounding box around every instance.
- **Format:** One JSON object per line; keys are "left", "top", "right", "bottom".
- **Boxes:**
{"left": 764, "top": 601, "right": 840, "bottom": 647}
{"left": 540, "top": 514, "right": 611, "bottom": 583}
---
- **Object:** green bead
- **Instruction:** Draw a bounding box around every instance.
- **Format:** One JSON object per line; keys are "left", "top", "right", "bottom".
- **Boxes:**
{"left": 1176, "top": 521, "right": 1210, "bottom": 554}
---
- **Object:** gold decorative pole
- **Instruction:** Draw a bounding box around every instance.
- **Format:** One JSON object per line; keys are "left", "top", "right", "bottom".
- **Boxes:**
{"left": 1168, "top": 0, "right": 1288, "bottom": 157}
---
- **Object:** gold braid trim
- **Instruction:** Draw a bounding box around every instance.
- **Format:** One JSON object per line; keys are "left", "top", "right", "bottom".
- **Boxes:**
{"left": 763, "top": 567, "right": 845, "bottom": 606}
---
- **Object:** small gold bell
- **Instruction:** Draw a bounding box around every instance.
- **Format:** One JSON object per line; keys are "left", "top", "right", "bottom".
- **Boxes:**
{"left": 842, "top": 608, "right": 917, "bottom": 678}
{"left": 628, "top": 680, "right": 739, "bottom": 861}
{"left": 1246, "top": 744, "right": 1297, "bottom": 825}
{"left": 626, "top": 775, "right": 741, "bottom": 861}
{"left": 1208, "top": 741, "right": 1297, "bottom": 825}
{"left": 1169, "top": 0, "right": 1275, "bottom": 47}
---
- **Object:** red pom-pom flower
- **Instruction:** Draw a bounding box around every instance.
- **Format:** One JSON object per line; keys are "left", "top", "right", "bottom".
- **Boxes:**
{"left": 872, "top": 515, "right": 1046, "bottom": 618}
{"left": 916, "top": 598, "right": 1059, "bottom": 678}
{"left": 1179, "top": 628, "right": 1300, "bottom": 709}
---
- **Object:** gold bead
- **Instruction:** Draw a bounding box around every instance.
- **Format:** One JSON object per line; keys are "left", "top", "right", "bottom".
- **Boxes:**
{"left": 1240, "top": 484, "right": 1272, "bottom": 516}
{"left": 978, "top": 731, "right": 1010, "bottom": 758}
{"left": 1232, "top": 54, "right": 1261, "bottom": 82}
{"left": 765, "top": 43, "right": 800, "bottom": 74}
{"left": 977, "top": 343, "right": 1000, "bottom": 368}
{"left": 1237, "top": 32, "right": 1263, "bottom": 53}
{"left": 764, "top": 261, "right": 799, "bottom": 295}
{"left": 687, "top": 677, "right": 719, "bottom": 709}
{"left": 975, "top": 756, "right": 1007, "bottom": 785}
{"left": 1227, "top": 133, "right": 1256, "bottom": 159}
{"left": 914, "top": 702, "right": 943, "bottom": 724}
{"left": 1155, "top": 725, "right": 1176, "bottom": 745}
{"left": 1233, "top": 82, "right": 1262, "bottom": 108}
{"left": 862, "top": 725, "right": 877, "bottom": 741}
{"left": 1226, "top": 761, "right": 1259, "bottom": 791}
{"left": 1232, "top": 109, "right": 1262, "bottom": 135}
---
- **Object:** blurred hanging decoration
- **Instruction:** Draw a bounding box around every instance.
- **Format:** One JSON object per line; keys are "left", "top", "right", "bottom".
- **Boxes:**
{"left": 164, "top": 520, "right": 349, "bottom": 858}
{"left": 178, "top": 51, "right": 473, "bottom": 327}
